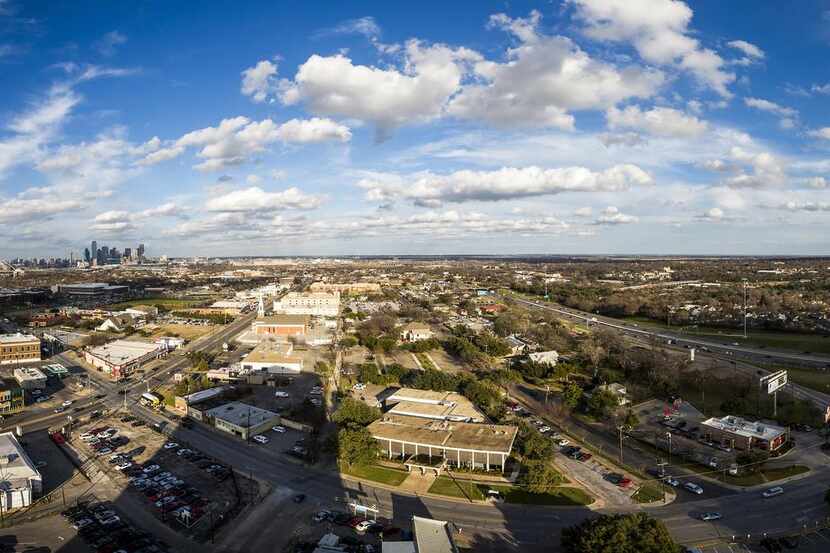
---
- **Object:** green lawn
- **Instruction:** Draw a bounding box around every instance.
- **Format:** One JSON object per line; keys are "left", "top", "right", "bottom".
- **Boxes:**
{"left": 342, "top": 464, "right": 408, "bottom": 486}
{"left": 784, "top": 368, "right": 830, "bottom": 395}
{"left": 107, "top": 297, "right": 205, "bottom": 310}
{"left": 632, "top": 482, "right": 668, "bottom": 503}
{"left": 428, "top": 477, "right": 593, "bottom": 505}
{"left": 415, "top": 353, "right": 437, "bottom": 370}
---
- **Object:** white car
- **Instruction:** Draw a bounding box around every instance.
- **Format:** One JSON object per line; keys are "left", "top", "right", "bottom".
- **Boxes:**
{"left": 555, "top": 438, "right": 570, "bottom": 446}
{"left": 252, "top": 435, "right": 270, "bottom": 444}
{"left": 81, "top": 432, "right": 96, "bottom": 440}
{"left": 274, "top": 391, "right": 289, "bottom": 398}
{"left": 664, "top": 477, "right": 680, "bottom": 487}
{"left": 163, "top": 442, "right": 179, "bottom": 450}
{"left": 116, "top": 462, "right": 132, "bottom": 471}
{"left": 539, "top": 426, "right": 552, "bottom": 433}
{"left": 272, "top": 425, "right": 286, "bottom": 433}
{"left": 62, "top": 400, "right": 73, "bottom": 407}
{"left": 762, "top": 486, "right": 784, "bottom": 498}
{"left": 683, "top": 482, "right": 704, "bottom": 495}
{"left": 143, "top": 464, "right": 160, "bottom": 473}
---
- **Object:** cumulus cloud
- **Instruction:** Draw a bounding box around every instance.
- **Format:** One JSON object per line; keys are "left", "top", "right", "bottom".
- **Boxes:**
{"left": 205, "top": 186, "right": 324, "bottom": 212}
{"left": 807, "top": 127, "right": 830, "bottom": 140}
{"left": 606, "top": 105, "right": 708, "bottom": 137}
{"left": 280, "top": 41, "right": 478, "bottom": 139}
{"left": 138, "top": 116, "right": 351, "bottom": 171}
{"left": 805, "top": 177, "right": 827, "bottom": 189}
{"left": 356, "top": 164, "right": 652, "bottom": 206}
{"left": 593, "top": 206, "right": 638, "bottom": 225}
{"left": 447, "top": 11, "right": 664, "bottom": 130}
{"left": 241, "top": 60, "right": 279, "bottom": 103}
{"left": 743, "top": 97, "right": 797, "bottom": 118}
{"left": 727, "top": 40, "right": 765, "bottom": 65}
{"left": 89, "top": 202, "right": 187, "bottom": 232}
{"left": 570, "top": 0, "right": 735, "bottom": 96}
{"left": 0, "top": 195, "right": 82, "bottom": 224}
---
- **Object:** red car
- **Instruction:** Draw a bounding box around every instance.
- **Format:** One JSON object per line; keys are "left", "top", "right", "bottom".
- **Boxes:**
{"left": 618, "top": 477, "right": 633, "bottom": 488}
{"left": 348, "top": 517, "right": 367, "bottom": 528}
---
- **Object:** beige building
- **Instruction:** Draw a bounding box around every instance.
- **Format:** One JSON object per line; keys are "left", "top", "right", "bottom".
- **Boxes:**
{"left": 206, "top": 402, "right": 280, "bottom": 440}
{"left": 400, "top": 323, "right": 433, "bottom": 343}
{"left": 309, "top": 282, "right": 381, "bottom": 295}
{"left": 273, "top": 291, "right": 340, "bottom": 316}
{"left": 240, "top": 340, "right": 304, "bottom": 374}
{"left": 0, "top": 333, "right": 41, "bottom": 365}
{"left": 84, "top": 339, "right": 165, "bottom": 379}
{"left": 251, "top": 314, "right": 311, "bottom": 338}
{"left": 0, "top": 432, "right": 43, "bottom": 510}
{"left": 384, "top": 388, "right": 485, "bottom": 423}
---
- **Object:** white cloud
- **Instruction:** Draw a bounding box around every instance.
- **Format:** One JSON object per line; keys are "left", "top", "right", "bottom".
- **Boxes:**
{"left": 593, "top": 206, "right": 638, "bottom": 225}
{"left": 807, "top": 127, "right": 830, "bottom": 140}
{"left": 571, "top": 0, "right": 735, "bottom": 96}
{"left": 205, "top": 186, "right": 324, "bottom": 212}
{"left": 599, "top": 132, "right": 648, "bottom": 147}
{"left": 606, "top": 105, "right": 707, "bottom": 137}
{"left": 447, "top": 12, "right": 664, "bottom": 130}
{"left": 241, "top": 60, "right": 279, "bottom": 103}
{"left": 280, "top": 41, "right": 479, "bottom": 139}
{"left": 317, "top": 16, "right": 381, "bottom": 39}
{"left": 356, "top": 164, "right": 652, "bottom": 206}
{"left": 0, "top": 195, "right": 82, "bottom": 224}
{"left": 574, "top": 206, "right": 593, "bottom": 217}
{"left": 95, "top": 31, "right": 127, "bottom": 57}
{"left": 138, "top": 116, "right": 351, "bottom": 171}
{"left": 700, "top": 207, "right": 723, "bottom": 219}
{"left": 727, "top": 40, "right": 764, "bottom": 60}
{"left": 812, "top": 83, "right": 830, "bottom": 95}
{"left": 805, "top": 177, "right": 827, "bottom": 189}
{"left": 743, "top": 97, "right": 797, "bottom": 117}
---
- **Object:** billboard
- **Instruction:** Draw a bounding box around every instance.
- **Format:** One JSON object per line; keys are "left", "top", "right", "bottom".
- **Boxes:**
{"left": 760, "top": 370, "right": 788, "bottom": 395}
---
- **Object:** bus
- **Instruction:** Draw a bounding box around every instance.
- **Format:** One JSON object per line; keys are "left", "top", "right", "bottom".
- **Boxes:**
{"left": 140, "top": 392, "right": 162, "bottom": 408}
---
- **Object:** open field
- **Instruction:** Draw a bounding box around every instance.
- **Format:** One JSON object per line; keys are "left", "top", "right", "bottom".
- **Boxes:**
{"left": 145, "top": 323, "right": 218, "bottom": 341}
{"left": 107, "top": 297, "right": 208, "bottom": 310}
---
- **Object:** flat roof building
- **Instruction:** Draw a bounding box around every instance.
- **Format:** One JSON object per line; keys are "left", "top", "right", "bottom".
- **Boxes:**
{"left": 309, "top": 282, "right": 381, "bottom": 295}
{"left": 84, "top": 339, "right": 165, "bottom": 380}
{"left": 385, "top": 388, "right": 485, "bottom": 423}
{"left": 0, "top": 432, "right": 42, "bottom": 510}
{"left": 0, "top": 333, "right": 41, "bottom": 365}
{"left": 251, "top": 314, "right": 311, "bottom": 338}
{"left": 701, "top": 415, "right": 788, "bottom": 451}
{"left": 205, "top": 401, "right": 280, "bottom": 440}
{"left": 174, "top": 385, "right": 232, "bottom": 415}
{"left": 56, "top": 282, "right": 129, "bottom": 297}
{"left": 13, "top": 367, "right": 47, "bottom": 390}
{"left": 241, "top": 340, "right": 303, "bottom": 374}
{"left": 368, "top": 414, "right": 517, "bottom": 472}
{"left": 273, "top": 291, "right": 339, "bottom": 317}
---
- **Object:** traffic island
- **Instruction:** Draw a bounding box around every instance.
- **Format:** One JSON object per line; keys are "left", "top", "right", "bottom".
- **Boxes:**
{"left": 427, "top": 475, "right": 594, "bottom": 506}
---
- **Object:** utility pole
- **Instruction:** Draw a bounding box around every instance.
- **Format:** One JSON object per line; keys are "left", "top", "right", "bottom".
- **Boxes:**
{"left": 666, "top": 432, "right": 672, "bottom": 465}
{"left": 742, "top": 279, "right": 748, "bottom": 339}
{"left": 618, "top": 425, "right": 625, "bottom": 464}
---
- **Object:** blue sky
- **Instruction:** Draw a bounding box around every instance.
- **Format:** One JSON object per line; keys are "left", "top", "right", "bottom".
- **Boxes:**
{"left": 1, "top": 0, "right": 829, "bottom": 258}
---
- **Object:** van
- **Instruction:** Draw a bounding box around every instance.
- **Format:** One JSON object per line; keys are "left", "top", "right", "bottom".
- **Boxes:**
{"left": 487, "top": 489, "right": 502, "bottom": 500}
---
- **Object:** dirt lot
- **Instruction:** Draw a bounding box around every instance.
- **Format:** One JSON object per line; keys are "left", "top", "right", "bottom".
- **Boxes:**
{"left": 138, "top": 323, "right": 218, "bottom": 342}
{"left": 71, "top": 414, "right": 261, "bottom": 543}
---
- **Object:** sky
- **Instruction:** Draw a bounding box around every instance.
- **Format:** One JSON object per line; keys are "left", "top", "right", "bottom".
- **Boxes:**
{"left": 1, "top": 0, "right": 829, "bottom": 258}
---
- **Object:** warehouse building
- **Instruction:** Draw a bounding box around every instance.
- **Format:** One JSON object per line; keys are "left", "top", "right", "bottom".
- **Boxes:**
{"left": 55, "top": 282, "right": 128, "bottom": 297}
{"left": 700, "top": 415, "right": 788, "bottom": 452}
{"left": 0, "top": 333, "right": 41, "bottom": 365}
{"left": 240, "top": 340, "right": 303, "bottom": 374}
{"left": 368, "top": 415, "right": 517, "bottom": 472}
{"left": 0, "top": 432, "right": 42, "bottom": 510}
{"left": 206, "top": 402, "right": 280, "bottom": 440}
{"left": 84, "top": 339, "right": 165, "bottom": 379}
{"left": 174, "top": 386, "right": 232, "bottom": 417}
{"left": 13, "top": 367, "right": 47, "bottom": 390}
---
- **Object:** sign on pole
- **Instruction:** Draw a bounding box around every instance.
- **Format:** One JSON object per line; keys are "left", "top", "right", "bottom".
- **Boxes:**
{"left": 760, "top": 371, "right": 788, "bottom": 395}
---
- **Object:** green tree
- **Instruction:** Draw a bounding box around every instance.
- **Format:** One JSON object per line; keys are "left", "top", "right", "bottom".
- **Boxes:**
{"left": 735, "top": 449, "right": 769, "bottom": 474}
{"left": 521, "top": 460, "right": 563, "bottom": 493}
{"left": 562, "top": 383, "right": 583, "bottom": 410}
{"left": 622, "top": 409, "right": 639, "bottom": 430}
{"left": 518, "top": 423, "right": 553, "bottom": 460}
{"left": 337, "top": 427, "right": 379, "bottom": 468}
{"left": 332, "top": 398, "right": 381, "bottom": 428}
{"left": 562, "top": 513, "right": 682, "bottom": 553}
{"left": 338, "top": 336, "right": 358, "bottom": 349}
{"left": 587, "top": 388, "right": 619, "bottom": 418}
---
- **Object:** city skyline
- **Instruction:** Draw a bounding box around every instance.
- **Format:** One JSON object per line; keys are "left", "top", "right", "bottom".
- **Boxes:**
{"left": 1, "top": 1, "right": 829, "bottom": 257}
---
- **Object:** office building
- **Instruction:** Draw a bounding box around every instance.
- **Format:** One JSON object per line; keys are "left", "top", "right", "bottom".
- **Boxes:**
{"left": 0, "top": 432, "right": 42, "bottom": 510}
{"left": 383, "top": 388, "right": 485, "bottom": 423}
{"left": 273, "top": 291, "right": 339, "bottom": 317}
{"left": 309, "top": 282, "right": 381, "bottom": 295}
{"left": 240, "top": 340, "right": 303, "bottom": 374}
{"left": 13, "top": 367, "right": 47, "bottom": 390}
{"left": 56, "top": 283, "right": 129, "bottom": 298}
{"left": 84, "top": 339, "right": 165, "bottom": 379}
{"left": 206, "top": 402, "right": 280, "bottom": 440}
{"left": 0, "top": 333, "right": 41, "bottom": 365}
{"left": 251, "top": 314, "right": 310, "bottom": 338}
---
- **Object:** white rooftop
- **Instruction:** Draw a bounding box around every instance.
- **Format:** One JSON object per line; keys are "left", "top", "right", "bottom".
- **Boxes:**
{"left": 0, "top": 432, "right": 41, "bottom": 490}
{"left": 701, "top": 415, "right": 786, "bottom": 441}
{"left": 0, "top": 333, "right": 39, "bottom": 344}
{"left": 87, "top": 340, "right": 162, "bottom": 364}
{"left": 413, "top": 516, "right": 457, "bottom": 553}
{"left": 206, "top": 401, "right": 278, "bottom": 427}
{"left": 13, "top": 367, "right": 47, "bottom": 380}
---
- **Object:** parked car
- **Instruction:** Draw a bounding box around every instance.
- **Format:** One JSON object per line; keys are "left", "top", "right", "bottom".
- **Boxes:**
{"left": 163, "top": 442, "right": 179, "bottom": 450}
{"left": 271, "top": 425, "right": 286, "bottom": 433}
{"left": 664, "top": 476, "right": 680, "bottom": 487}
{"left": 252, "top": 435, "right": 270, "bottom": 444}
{"left": 62, "top": 400, "right": 73, "bottom": 407}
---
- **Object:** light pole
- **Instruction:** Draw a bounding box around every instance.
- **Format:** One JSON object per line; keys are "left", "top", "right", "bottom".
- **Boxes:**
{"left": 666, "top": 432, "right": 672, "bottom": 465}
{"left": 742, "top": 279, "right": 748, "bottom": 339}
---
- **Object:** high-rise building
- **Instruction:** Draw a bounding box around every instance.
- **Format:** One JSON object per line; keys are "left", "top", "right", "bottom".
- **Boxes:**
{"left": 137, "top": 243, "right": 145, "bottom": 259}
{"left": 91, "top": 240, "right": 97, "bottom": 260}
{"left": 84, "top": 248, "right": 90, "bottom": 263}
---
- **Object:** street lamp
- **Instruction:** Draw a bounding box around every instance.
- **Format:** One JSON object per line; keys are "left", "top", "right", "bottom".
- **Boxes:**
{"left": 742, "top": 279, "right": 748, "bottom": 339}
{"left": 666, "top": 432, "right": 672, "bottom": 465}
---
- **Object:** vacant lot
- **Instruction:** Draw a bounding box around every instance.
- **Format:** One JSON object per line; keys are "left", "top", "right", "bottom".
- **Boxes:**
{"left": 107, "top": 297, "right": 208, "bottom": 310}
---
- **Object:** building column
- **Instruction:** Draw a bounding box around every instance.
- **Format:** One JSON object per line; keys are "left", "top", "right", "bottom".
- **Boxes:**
{"left": 486, "top": 452, "right": 490, "bottom": 472}
{"left": 415, "top": 444, "right": 418, "bottom": 459}
{"left": 388, "top": 440, "right": 392, "bottom": 459}
{"left": 457, "top": 449, "right": 461, "bottom": 468}
{"left": 501, "top": 453, "right": 506, "bottom": 473}
{"left": 428, "top": 446, "right": 432, "bottom": 462}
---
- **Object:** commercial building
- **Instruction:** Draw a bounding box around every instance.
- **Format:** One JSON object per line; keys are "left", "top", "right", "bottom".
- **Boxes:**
{"left": 97, "top": 314, "right": 136, "bottom": 332}
{"left": 55, "top": 283, "right": 129, "bottom": 297}
{"left": 368, "top": 414, "right": 517, "bottom": 472}
{"left": 155, "top": 336, "right": 185, "bottom": 350}
{"left": 205, "top": 402, "right": 280, "bottom": 440}
{"left": 13, "top": 367, "right": 47, "bottom": 390}
{"left": 700, "top": 415, "right": 788, "bottom": 452}
{"left": 251, "top": 314, "right": 311, "bottom": 338}
{"left": 528, "top": 350, "right": 559, "bottom": 366}
{"left": 384, "top": 388, "right": 485, "bottom": 423}
{"left": 124, "top": 305, "right": 159, "bottom": 319}
{"left": 0, "top": 379, "right": 24, "bottom": 416}
{"left": 0, "top": 333, "right": 41, "bottom": 365}
{"left": 309, "top": 282, "right": 381, "bottom": 295}
{"left": 84, "top": 339, "right": 165, "bottom": 379}
{"left": 400, "top": 323, "right": 434, "bottom": 343}
{"left": 273, "top": 292, "right": 340, "bottom": 317}
{"left": 240, "top": 340, "right": 303, "bottom": 374}
{"left": 380, "top": 516, "right": 460, "bottom": 553}
{"left": 174, "top": 386, "right": 231, "bottom": 417}
{"left": 0, "top": 432, "right": 42, "bottom": 510}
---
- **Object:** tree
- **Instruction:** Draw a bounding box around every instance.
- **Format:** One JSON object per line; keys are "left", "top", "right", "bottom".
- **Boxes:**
{"left": 562, "top": 513, "right": 682, "bottom": 553}
{"left": 518, "top": 423, "right": 553, "bottom": 460}
{"left": 622, "top": 409, "right": 639, "bottom": 430}
{"left": 338, "top": 336, "right": 358, "bottom": 349}
{"left": 587, "top": 388, "right": 619, "bottom": 418}
{"left": 337, "top": 428, "right": 379, "bottom": 468}
{"left": 735, "top": 449, "right": 769, "bottom": 474}
{"left": 332, "top": 398, "right": 381, "bottom": 428}
{"left": 824, "top": 488, "right": 830, "bottom": 507}
{"left": 521, "top": 460, "right": 563, "bottom": 493}
{"left": 562, "top": 383, "right": 583, "bottom": 410}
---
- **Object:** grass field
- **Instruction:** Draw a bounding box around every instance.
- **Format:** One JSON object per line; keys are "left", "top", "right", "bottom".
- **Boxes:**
{"left": 341, "top": 464, "right": 408, "bottom": 486}
{"left": 428, "top": 477, "right": 593, "bottom": 505}
{"left": 784, "top": 368, "right": 830, "bottom": 394}
{"left": 415, "top": 352, "right": 437, "bottom": 371}
{"left": 632, "top": 482, "right": 668, "bottom": 503}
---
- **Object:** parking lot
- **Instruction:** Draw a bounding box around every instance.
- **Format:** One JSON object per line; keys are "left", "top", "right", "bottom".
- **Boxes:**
{"left": 72, "top": 413, "right": 260, "bottom": 542}
{"left": 60, "top": 498, "right": 171, "bottom": 553}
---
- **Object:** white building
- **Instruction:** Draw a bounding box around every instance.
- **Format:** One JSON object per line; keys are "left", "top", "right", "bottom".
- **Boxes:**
{"left": 400, "top": 323, "right": 433, "bottom": 343}
{"left": 528, "top": 350, "right": 559, "bottom": 366}
{"left": 13, "top": 367, "right": 48, "bottom": 390}
{"left": 84, "top": 339, "right": 165, "bottom": 379}
{"left": 273, "top": 291, "right": 340, "bottom": 317}
{"left": 240, "top": 340, "right": 303, "bottom": 374}
{"left": 155, "top": 336, "right": 185, "bottom": 350}
{"left": 0, "top": 432, "right": 42, "bottom": 510}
